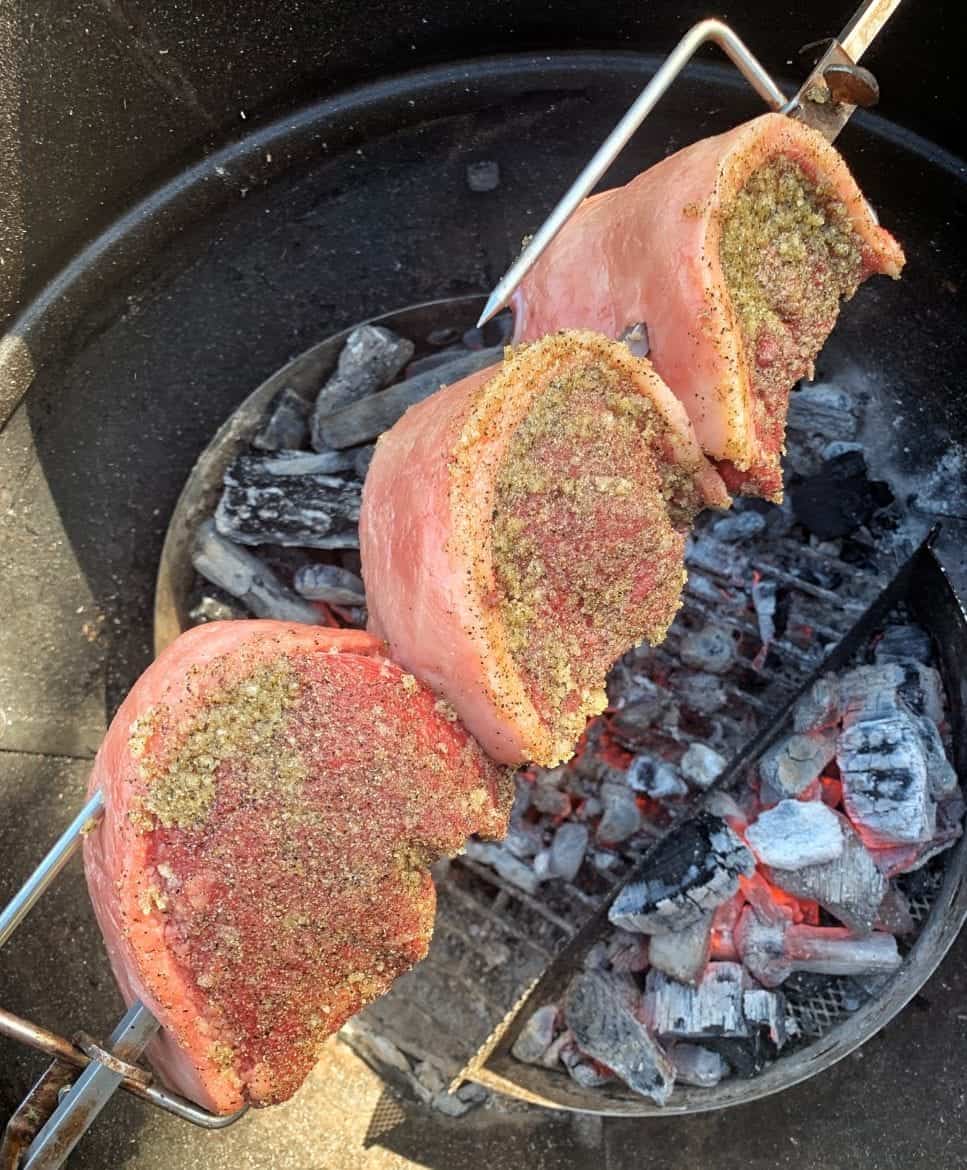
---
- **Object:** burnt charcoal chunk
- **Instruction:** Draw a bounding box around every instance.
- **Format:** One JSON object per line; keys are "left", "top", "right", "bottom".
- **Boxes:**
{"left": 192, "top": 521, "right": 321, "bottom": 624}
{"left": 405, "top": 348, "right": 468, "bottom": 377}
{"left": 793, "top": 676, "right": 841, "bottom": 733}
{"left": 618, "top": 321, "right": 650, "bottom": 358}
{"left": 703, "top": 1034, "right": 769, "bottom": 1079}
{"left": 648, "top": 913, "right": 713, "bottom": 984}
{"left": 253, "top": 387, "right": 310, "bottom": 451}
{"left": 644, "top": 963, "right": 748, "bottom": 1040}
{"left": 597, "top": 785, "right": 641, "bottom": 844}
{"left": 759, "top": 730, "right": 837, "bottom": 800}
{"left": 611, "top": 690, "right": 678, "bottom": 749}
{"left": 352, "top": 444, "right": 377, "bottom": 479}
{"left": 915, "top": 715, "right": 958, "bottom": 798}
{"left": 680, "top": 743, "right": 726, "bottom": 790}
{"left": 564, "top": 972, "right": 674, "bottom": 1104}
{"left": 735, "top": 906, "right": 901, "bottom": 988}
{"left": 293, "top": 563, "right": 366, "bottom": 606}
{"left": 788, "top": 451, "right": 891, "bottom": 539}
{"left": 896, "top": 661, "right": 945, "bottom": 724}
{"left": 667, "top": 1044, "right": 728, "bottom": 1087}
{"left": 841, "top": 659, "right": 944, "bottom": 726}
{"left": 316, "top": 347, "right": 502, "bottom": 449}
{"left": 838, "top": 711, "right": 935, "bottom": 846}
{"left": 711, "top": 509, "right": 767, "bottom": 542}
{"left": 742, "top": 988, "right": 790, "bottom": 1049}
{"left": 751, "top": 576, "right": 778, "bottom": 652}
{"left": 767, "top": 818, "right": 886, "bottom": 934}
{"left": 746, "top": 800, "right": 844, "bottom": 870}
{"left": 548, "top": 822, "right": 589, "bottom": 881}
{"left": 839, "top": 662, "right": 907, "bottom": 724}
{"left": 463, "top": 840, "right": 540, "bottom": 896}
{"left": 511, "top": 1004, "right": 558, "bottom": 1065}
{"left": 670, "top": 671, "right": 727, "bottom": 715}
{"left": 609, "top": 813, "right": 755, "bottom": 935}
{"left": 309, "top": 325, "right": 414, "bottom": 449}
{"left": 680, "top": 625, "right": 734, "bottom": 674}
{"left": 628, "top": 757, "right": 688, "bottom": 800}
{"left": 215, "top": 452, "right": 362, "bottom": 548}
{"left": 786, "top": 383, "right": 858, "bottom": 439}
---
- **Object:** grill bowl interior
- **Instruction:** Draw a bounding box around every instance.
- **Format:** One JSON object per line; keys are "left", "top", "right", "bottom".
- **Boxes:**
{"left": 155, "top": 295, "right": 967, "bottom": 1116}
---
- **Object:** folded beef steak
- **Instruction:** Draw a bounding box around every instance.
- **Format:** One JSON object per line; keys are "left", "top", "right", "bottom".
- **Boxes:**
{"left": 512, "top": 113, "right": 905, "bottom": 500}
{"left": 84, "top": 621, "right": 511, "bottom": 1114}
{"left": 360, "top": 331, "right": 728, "bottom": 767}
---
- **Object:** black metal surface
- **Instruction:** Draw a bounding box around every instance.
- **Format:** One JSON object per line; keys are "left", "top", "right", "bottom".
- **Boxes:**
{"left": 474, "top": 538, "right": 967, "bottom": 1114}
{"left": 0, "top": 1, "right": 963, "bottom": 333}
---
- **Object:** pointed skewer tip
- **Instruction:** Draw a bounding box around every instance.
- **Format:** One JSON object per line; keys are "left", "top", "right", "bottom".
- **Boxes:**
{"left": 476, "top": 288, "right": 506, "bottom": 330}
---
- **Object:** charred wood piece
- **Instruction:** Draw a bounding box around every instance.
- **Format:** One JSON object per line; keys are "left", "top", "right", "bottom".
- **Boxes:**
{"left": 215, "top": 452, "right": 361, "bottom": 548}
{"left": 644, "top": 962, "right": 748, "bottom": 1040}
{"left": 309, "top": 325, "right": 414, "bottom": 449}
{"left": 565, "top": 972, "right": 674, "bottom": 1104}
{"left": 609, "top": 814, "right": 755, "bottom": 935}
{"left": 192, "top": 521, "right": 321, "bottom": 624}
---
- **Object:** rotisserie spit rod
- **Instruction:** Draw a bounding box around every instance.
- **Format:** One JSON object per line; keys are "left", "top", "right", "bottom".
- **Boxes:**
{"left": 477, "top": 0, "right": 903, "bottom": 327}
{"left": 0, "top": 790, "right": 246, "bottom": 1170}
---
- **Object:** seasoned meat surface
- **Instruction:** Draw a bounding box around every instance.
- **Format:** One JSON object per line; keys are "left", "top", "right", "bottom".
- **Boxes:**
{"left": 512, "top": 113, "right": 905, "bottom": 501}
{"left": 361, "top": 331, "right": 728, "bottom": 767}
{"left": 84, "top": 621, "right": 510, "bottom": 1113}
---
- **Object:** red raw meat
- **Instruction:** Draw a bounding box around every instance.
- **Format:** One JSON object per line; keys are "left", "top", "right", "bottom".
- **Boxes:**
{"left": 512, "top": 113, "right": 905, "bottom": 500}
{"left": 84, "top": 621, "right": 510, "bottom": 1114}
{"left": 361, "top": 331, "right": 728, "bottom": 768}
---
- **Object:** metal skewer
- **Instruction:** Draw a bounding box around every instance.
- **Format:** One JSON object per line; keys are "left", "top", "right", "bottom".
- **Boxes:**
{"left": 0, "top": 789, "right": 246, "bottom": 1169}
{"left": 22, "top": 1003, "right": 160, "bottom": 1170}
{"left": 476, "top": 0, "right": 904, "bottom": 329}
{"left": 0, "top": 790, "right": 104, "bottom": 949}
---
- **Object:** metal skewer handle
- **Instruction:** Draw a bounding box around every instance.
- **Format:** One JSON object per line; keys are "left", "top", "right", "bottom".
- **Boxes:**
{"left": 0, "top": 788, "right": 246, "bottom": 1169}
{"left": 477, "top": 0, "right": 903, "bottom": 328}
{"left": 22, "top": 1002, "right": 161, "bottom": 1170}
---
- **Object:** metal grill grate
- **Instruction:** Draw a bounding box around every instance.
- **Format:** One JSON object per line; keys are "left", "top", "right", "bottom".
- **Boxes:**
{"left": 785, "top": 978, "right": 858, "bottom": 1040}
